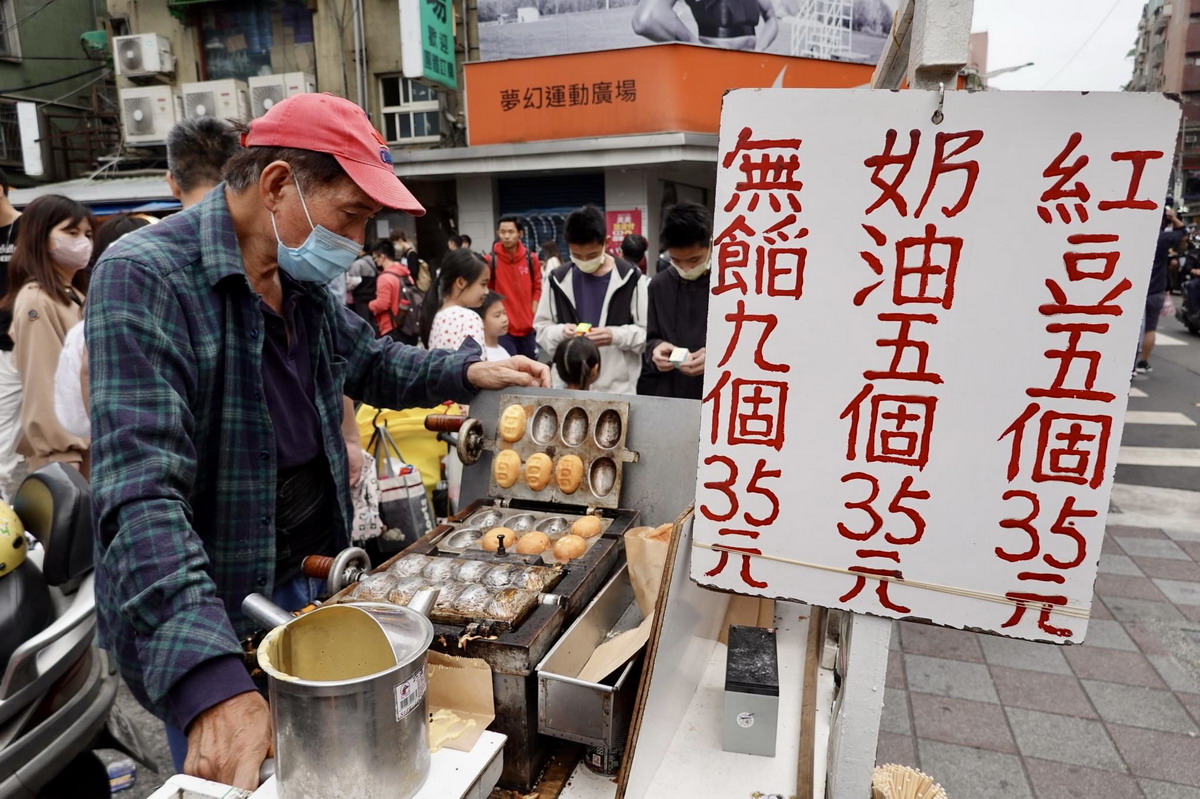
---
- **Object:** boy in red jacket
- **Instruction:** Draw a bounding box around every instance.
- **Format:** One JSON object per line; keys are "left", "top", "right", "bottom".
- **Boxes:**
{"left": 487, "top": 216, "right": 541, "bottom": 358}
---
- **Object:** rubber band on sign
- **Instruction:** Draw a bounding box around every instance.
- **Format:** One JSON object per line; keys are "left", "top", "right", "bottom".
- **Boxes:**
{"left": 689, "top": 541, "right": 1093, "bottom": 620}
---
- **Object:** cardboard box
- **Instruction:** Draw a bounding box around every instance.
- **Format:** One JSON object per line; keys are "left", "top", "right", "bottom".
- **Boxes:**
{"left": 426, "top": 652, "right": 495, "bottom": 753}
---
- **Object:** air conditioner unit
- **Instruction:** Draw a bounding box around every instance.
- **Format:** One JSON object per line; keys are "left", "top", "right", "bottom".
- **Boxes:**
{"left": 113, "top": 34, "right": 175, "bottom": 78}
{"left": 119, "top": 85, "right": 178, "bottom": 145}
{"left": 181, "top": 79, "right": 249, "bottom": 122}
{"left": 247, "top": 72, "right": 316, "bottom": 118}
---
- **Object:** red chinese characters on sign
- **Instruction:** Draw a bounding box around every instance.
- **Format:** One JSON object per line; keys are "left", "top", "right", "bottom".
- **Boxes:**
{"left": 863, "top": 313, "right": 943, "bottom": 384}
{"left": 729, "top": 379, "right": 790, "bottom": 450}
{"left": 699, "top": 455, "right": 783, "bottom": 589}
{"left": 993, "top": 490, "right": 1098, "bottom": 637}
{"left": 856, "top": 224, "right": 964, "bottom": 310}
{"left": 712, "top": 215, "right": 810, "bottom": 299}
{"left": 1002, "top": 404, "right": 1112, "bottom": 491}
{"left": 994, "top": 133, "right": 1157, "bottom": 638}
{"left": 834, "top": 472, "right": 930, "bottom": 613}
{"left": 842, "top": 386, "right": 937, "bottom": 469}
{"left": 1026, "top": 323, "right": 1118, "bottom": 403}
{"left": 830, "top": 127, "right": 986, "bottom": 615}
{"left": 863, "top": 129, "right": 984, "bottom": 219}
{"left": 701, "top": 124, "right": 808, "bottom": 590}
{"left": 1036, "top": 132, "right": 1166, "bottom": 224}
{"left": 722, "top": 127, "right": 804, "bottom": 214}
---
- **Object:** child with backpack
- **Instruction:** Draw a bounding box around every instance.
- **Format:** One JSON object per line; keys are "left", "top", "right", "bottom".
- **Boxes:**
{"left": 419, "top": 249, "right": 490, "bottom": 352}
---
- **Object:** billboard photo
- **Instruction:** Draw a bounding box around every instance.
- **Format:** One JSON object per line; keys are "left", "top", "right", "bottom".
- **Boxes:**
{"left": 478, "top": 0, "right": 898, "bottom": 63}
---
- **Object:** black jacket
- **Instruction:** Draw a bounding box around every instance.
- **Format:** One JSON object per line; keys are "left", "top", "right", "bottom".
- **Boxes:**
{"left": 637, "top": 266, "right": 710, "bottom": 400}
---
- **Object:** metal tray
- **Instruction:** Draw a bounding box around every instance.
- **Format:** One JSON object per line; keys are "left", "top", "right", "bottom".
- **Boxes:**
{"left": 433, "top": 504, "right": 612, "bottom": 564}
{"left": 536, "top": 563, "right": 644, "bottom": 750}
{"left": 487, "top": 394, "right": 639, "bottom": 509}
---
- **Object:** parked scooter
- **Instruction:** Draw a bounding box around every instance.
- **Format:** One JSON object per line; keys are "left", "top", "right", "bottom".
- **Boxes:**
{"left": 0, "top": 463, "right": 154, "bottom": 797}
{"left": 1178, "top": 272, "right": 1200, "bottom": 335}
{"left": 1175, "top": 238, "right": 1200, "bottom": 335}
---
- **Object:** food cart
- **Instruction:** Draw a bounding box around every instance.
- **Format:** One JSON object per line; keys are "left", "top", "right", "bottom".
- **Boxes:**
{"left": 150, "top": 388, "right": 849, "bottom": 799}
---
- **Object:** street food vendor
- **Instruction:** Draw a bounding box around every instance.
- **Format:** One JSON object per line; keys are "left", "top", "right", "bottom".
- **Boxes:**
{"left": 86, "top": 93, "right": 550, "bottom": 790}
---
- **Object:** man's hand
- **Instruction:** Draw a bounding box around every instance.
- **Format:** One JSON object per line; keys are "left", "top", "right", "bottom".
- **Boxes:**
{"left": 678, "top": 347, "right": 706, "bottom": 377}
{"left": 560, "top": 323, "right": 578, "bottom": 340}
{"left": 651, "top": 341, "right": 675, "bottom": 372}
{"left": 585, "top": 327, "right": 614, "bottom": 347}
{"left": 467, "top": 356, "right": 551, "bottom": 389}
{"left": 185, "top": 692, "right": 273, "bottom": 790}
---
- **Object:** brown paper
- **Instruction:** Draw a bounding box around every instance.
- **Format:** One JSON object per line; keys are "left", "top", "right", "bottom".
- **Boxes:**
{"left": 576, "top": 615, "right": 653, "bottom": 683}
{"left": 574, "top": 523, "right": 676, "bottom": 684}
{"left": 425, "top": 651, "right": 494, "bottom": 752}
{"left": 624, "top": 525, "right": 672, "bottom": 618}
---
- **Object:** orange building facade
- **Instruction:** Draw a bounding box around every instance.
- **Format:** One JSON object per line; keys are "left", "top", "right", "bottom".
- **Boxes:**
{"left": 392, "top": 43, "right": 872, "bottom": 261}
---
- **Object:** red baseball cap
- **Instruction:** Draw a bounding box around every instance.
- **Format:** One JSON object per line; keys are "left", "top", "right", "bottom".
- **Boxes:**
{"left": 241, "top": 93, "right": 425, "bottom": 216}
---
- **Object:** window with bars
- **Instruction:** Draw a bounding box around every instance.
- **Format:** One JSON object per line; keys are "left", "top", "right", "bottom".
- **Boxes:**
{"left": 379, "top": 75, "right": 440, "bottom": 145}
{"left": 0, "top": 0, "right": 20, "bottom": 59}
{"left": 0, "top": 103, "right": 21, "bottom": 165}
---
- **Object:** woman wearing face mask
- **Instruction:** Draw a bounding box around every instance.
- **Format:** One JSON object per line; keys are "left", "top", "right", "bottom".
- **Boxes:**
{"left": 0, "top": 194, "right": 93, "bottom": 473}
{"left": 637, "top": 202, "right": 712, "bottom": 401}
{"left": 54, "top": 212, "right": 156, "bottom": 443}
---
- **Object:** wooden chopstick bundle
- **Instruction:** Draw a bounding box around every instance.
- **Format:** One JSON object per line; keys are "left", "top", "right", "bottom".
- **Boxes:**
{"left": 871, "top": 763, "right": 947, "bottom": 799}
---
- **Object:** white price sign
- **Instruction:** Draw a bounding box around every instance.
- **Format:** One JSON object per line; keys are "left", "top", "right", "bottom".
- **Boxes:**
{"left": 691, "top": 89, "right": 1181, "bottom": 643}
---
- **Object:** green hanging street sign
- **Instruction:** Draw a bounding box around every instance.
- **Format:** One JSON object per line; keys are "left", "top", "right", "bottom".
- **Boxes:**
{"left": 400, "top": 0, "right": 456, "bottom": 90}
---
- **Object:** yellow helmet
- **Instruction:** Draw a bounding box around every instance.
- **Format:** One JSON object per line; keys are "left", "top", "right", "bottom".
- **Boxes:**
{"left": 0, "top": 501, "right": 26, "bottom": 577}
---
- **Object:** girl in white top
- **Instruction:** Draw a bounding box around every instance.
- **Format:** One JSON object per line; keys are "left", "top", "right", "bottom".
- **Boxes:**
{"left": 420, "top": 248, "right": 490, "bottom": 352}
{"left": 476, "top": 291, "right": 511, "bottom": 362}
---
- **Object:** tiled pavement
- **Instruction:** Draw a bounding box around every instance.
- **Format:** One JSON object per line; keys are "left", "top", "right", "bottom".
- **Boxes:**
{"left": 875, "top": 523, "right": 1200, "bottom": 799}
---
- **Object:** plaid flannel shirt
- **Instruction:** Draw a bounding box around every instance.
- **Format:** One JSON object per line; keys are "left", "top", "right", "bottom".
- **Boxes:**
{"left": 87, "top": 187, "right": 478, "bottom": 721}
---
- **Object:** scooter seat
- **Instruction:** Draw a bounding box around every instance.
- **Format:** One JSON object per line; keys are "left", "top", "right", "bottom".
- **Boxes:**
{"left": 0, "top": 561, "right": 54, "bottom": 673}
{"left": 12, "top": 464, "right": 93, "bottom": 589}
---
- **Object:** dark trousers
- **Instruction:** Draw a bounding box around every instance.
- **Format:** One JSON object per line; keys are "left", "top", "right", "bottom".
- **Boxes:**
{"left": 499, "top": 332, "right": 538, "bottom": 359}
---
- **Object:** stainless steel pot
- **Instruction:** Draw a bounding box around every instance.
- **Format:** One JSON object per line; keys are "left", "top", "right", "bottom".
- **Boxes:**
{"left": 247, "top": 590, "right": 438, "bottom": 799}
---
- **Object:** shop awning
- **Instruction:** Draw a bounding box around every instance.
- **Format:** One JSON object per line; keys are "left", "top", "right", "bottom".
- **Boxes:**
{"left": 10, "top": 174, "right": 175, "bottom": 213}
{"left": 390, "top": 132, "right": 719, "bottom": 180}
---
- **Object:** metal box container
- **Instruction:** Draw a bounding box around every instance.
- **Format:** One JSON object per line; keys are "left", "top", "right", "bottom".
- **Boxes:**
{"left": 722, "top": 625, "right": 780, "bottom": 757}
{"left": 536, "top": 564, "right": 643, "bottom": 752}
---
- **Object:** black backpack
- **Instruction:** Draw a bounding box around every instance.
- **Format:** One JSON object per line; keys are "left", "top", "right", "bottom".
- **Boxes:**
{"left": 384, "top": 267, "right": 425, "bottom": 341}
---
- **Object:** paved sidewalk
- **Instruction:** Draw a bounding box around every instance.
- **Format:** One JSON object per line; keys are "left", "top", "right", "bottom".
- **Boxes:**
{"left": 876, "top": 520, "right": 1200, "bottom": 799}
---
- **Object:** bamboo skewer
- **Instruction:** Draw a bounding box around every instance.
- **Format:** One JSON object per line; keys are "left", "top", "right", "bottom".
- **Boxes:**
{"left": 871, "top": 764, "right": 947, "bottom": 799}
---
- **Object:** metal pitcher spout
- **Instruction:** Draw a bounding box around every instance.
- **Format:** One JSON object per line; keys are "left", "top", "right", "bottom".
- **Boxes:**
{"left": 407, "top": 586, "right": 440, "bottom": 618}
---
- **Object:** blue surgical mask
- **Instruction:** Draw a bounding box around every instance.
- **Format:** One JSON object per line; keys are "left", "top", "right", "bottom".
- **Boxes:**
{"left": 271, "top": 177, "right": 362, "bottom": 283}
